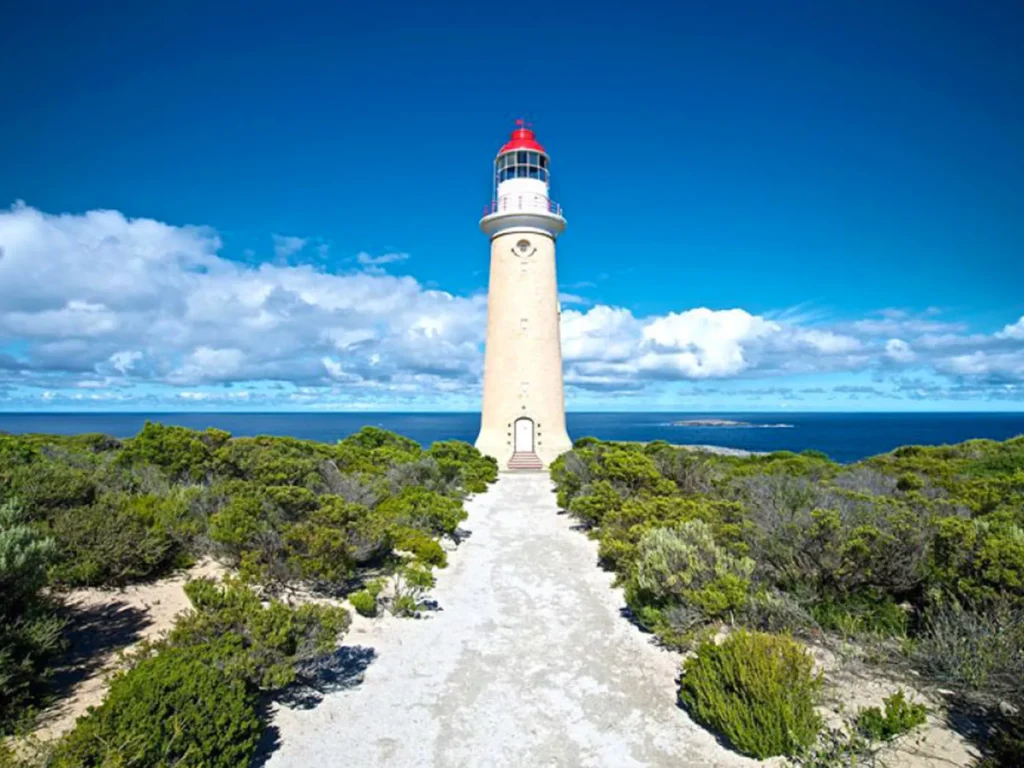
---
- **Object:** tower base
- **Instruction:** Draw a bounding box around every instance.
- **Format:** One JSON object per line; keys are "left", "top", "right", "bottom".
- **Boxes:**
{"left": 476, "top": 427, "right": 572, "bottom": 471}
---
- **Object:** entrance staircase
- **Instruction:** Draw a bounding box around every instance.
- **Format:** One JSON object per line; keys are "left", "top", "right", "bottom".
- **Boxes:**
{"left": 507, "top": 451, "right": 544, "bottom": 472}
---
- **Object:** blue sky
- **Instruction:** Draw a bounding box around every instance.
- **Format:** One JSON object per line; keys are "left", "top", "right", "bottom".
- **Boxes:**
{"left": 1, "top": 0, "right": 1022, "bottom": 412}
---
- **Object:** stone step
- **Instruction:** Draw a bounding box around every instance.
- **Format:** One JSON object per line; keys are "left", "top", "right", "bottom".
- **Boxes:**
{"left": 507, "top": 451, "right": 544, "bottom": 471}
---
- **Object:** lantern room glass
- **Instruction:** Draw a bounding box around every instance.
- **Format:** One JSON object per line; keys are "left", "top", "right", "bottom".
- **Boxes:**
{"left": 496, "top": 150, "right": 549, "bottom": 184}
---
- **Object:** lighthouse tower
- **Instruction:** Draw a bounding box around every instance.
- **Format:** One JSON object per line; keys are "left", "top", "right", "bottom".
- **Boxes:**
{"left": 475, "top": 122, "right": 573, "bottom": 470}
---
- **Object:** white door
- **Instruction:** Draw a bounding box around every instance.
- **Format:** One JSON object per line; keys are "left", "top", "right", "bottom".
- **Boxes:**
{"left": 514, "top": 418, "right": 535, "bottom": 452}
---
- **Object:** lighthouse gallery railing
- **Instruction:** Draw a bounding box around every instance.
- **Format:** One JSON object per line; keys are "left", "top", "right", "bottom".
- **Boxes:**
{"left": 483, "top": 195, "right": 563, "bottom": 217}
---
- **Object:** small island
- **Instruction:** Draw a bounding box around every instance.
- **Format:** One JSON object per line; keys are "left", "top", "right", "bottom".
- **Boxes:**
{"left": 670, "top": 419, "right": 795, "bottom": 429}
{"left": 672, "top": 418, "right": 752, "bottom": 427}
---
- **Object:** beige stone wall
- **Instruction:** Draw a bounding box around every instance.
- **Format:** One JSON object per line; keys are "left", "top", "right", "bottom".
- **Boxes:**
{"left": 476, "top": 229, "right": 573, "bottom": 468}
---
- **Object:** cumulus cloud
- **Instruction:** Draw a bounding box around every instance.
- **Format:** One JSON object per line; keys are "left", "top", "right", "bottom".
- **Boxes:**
{"left": 997, "top": 316, "right": 1024, "bottom": 340}
{"left": 0, "top": 203, "right": 485, "bottom": 403}
{"left": 0, "top": 203, "right": 1021, "bottom": 408}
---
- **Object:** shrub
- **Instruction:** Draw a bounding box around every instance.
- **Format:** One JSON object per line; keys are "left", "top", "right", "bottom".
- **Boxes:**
{"left": 0, "top": 500, "right": 63, "bottom": 733}
{"left": 740, "top": 473, "right": 931, "bottom": 601}
{"left": 790, "top": 727, "right": 874, "bottom": 767}
{"left": 930, "top": 515, "right": 1024, "bottom": 608}
{"left": 649, "top": 447, "right": 714, "bottom": 495}
{"left": 679, "top": 631, "right": 822, "bottom": 758}
{"left": 282, "top": 509, "right": 357, "bottom": 591}
{"left": 49, "top": 494, "right": 182, "bottom": 587}
{"left": 597, "top": 495, "right": 745, "bottom": 573}
{"left": 599, "top": 448, "right": 667, "bottom": 497}
{"left": 50, "top": 645, "right": 261, "bottom": 767}
{"left": 389, "top": 563, "right": 435, "bottom": 617}
{"left": 5, "top": 460, "right": 96, "bottom": 514}
{"left": 349, "top": 589, "right": 378, "bottom": 617}
{"left": 810, "top": 594, "right": 909, "bottom": 639}
{"left": 897, "top": 472, "right": 925, "bottom": 492}
{"left": 741, "top": 589, "right": 817, "bottom": 635}
{"left": 119, "top": 421, "right": 214, "bottom": 480}
{"left": 567, "top": 480, "right": 621, "bottom": 527}
{"left": 376, "top": 486, "right": 466, "bottom": 537}
{"left": 265, "top": 485, "right": 320, "bottom": 518}
{"left": 911, "top": 598, "right": 1024, "bottom": 698}
{"left": 350, "top": 580, "right": 387, "bottom": 618}
{"left": 426, "top": 440, "right": 498, "bottom": 493}
{"left": 393, "top": 527, "right": 447, "bottom": 567}
{"left": 168, "top": 578, "right": 349, "bottom": 691}
{"left": 341, "top": 426, "right": 421, "bottom": 455}
{"left": 855, "top": 689, "right": 927, "bottom": 742}
{"left": 208, "top": 495, "right": 269, "bottom": 562}
{"left": 626, "top": 520, "right": 754, "bottom": 621}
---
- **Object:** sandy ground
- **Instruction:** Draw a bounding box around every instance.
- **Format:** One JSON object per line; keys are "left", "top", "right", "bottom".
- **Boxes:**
{"left": 814, "top": 645, "right": 979, "bottom": 768}
{"left": 30, "top": 558, "right": 225, "bottom": 743}
{"left": 266, "top": 473, "right": 760, "bottom": 768}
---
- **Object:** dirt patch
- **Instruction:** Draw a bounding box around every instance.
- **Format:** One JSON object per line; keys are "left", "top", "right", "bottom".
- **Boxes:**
{"left": 813, "top": 643, "right": 980, "bottom": 767}
{"left": 30, "top": 558, "right": 227, "bottom": 744}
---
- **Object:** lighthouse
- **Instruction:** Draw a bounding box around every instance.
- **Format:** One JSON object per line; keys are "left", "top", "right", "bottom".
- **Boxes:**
{"left": 475, "top": 122, "right": 573, "bottom": 470}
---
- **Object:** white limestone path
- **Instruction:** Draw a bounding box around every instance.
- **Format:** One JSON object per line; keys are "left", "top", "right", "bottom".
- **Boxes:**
{"left": 266, "top": 473, "right": 760, "bottom": 768}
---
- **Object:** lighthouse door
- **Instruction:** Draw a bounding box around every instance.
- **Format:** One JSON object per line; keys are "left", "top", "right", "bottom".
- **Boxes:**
{"left": 514, "top": 418, "right": 535, "bottom": 452}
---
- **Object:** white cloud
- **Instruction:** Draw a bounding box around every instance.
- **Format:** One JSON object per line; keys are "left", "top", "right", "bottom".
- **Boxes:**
{"left": 357, "top": 251, "right": 409, "bottom": 266}
{"left": 272, "top": 234, "right": 307, "bottom": 260}
{"left": 1, "top": 203, "right": 1021, "bottom": 407}
{"left": 885, "top": 338, "right": 915, "bottom": 363}
{"left": 0, "top": 204, "right": 485, "bottom": 398}
{"left": 558, "top": 292, "right": 592, "bottom": 306}
{"left": 997, "top": 316, "right": 1024, "bottom": 340}
{"left": 561, "top": 306, "right": 641, "bottom": 363}
{"left": 640, "top": 308, "right": 779, "bottom": 378}
{"left": 109, "top": 350, "right": 142, "bottom": 373}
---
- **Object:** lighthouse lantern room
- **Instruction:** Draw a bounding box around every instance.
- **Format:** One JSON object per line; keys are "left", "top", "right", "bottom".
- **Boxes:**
{"left": 475, "top": 122, "right": 572, "bottom": 470}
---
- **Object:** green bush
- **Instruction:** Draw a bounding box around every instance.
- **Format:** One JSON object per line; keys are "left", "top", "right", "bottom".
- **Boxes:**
{"left": 930, "top": 514, "right": 1024, "bottom": 608}
{"left": 911, "top": 598, "right": 1024, "bottom": 697}
{"left": 679, "top": 631, "right": 822, "bottom": 758}
{"left": 4, "top": 460, "right": 96, "bottom": 515}
{"left": 282, "top": 517, "right": 353, "bottom": 590}
{"left": 167, "top": 578, "right": 349, "bottom": 691}
{"left": 0, "top": 499, "right": 64, "bottom": 733}
{"left": 810, "top": 594, "right": 909, "bottom": 639}
{"left": 626, "top": 520, "right": 754, "bottom": 622}
{"left": 426, "top": 440, "right": 498, "bottom": 493}
{"left": 597, "top": 495, "right": 745, "bottom": 573}
{"left": 349, "top": 589, "right": 378, "bottom": 617}
{"left": 389, "top": 563, "right": 435, "bottom": 617}
{"left": 855, "top": 689, "right": 927, "bottom": 741}
{"left": 50, "top": 645, "right": 261, "bottom": 767}
{"left": 49, "top": 494, "right": 182, "bottom": 587}
{"left": 376, "top": 486, "right": 466, "bottom": 537}
{"left": 393, "top": 527, "right": 448, "bottom": 567}
{"left": 119, "top": 421, "right": 215, "bottom": 480}
{"left": 567, "top": 480, "right": 621, "bottom": 527}
{"left": 208, "top": 495, "right": 268, "bottom": 562}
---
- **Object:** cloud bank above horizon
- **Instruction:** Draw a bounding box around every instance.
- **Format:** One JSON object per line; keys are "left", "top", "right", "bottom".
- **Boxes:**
{"left": 1, "top": 202, "right": 1021, "bottom": 411}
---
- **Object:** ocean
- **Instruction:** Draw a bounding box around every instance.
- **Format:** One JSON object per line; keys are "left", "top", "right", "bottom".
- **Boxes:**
{"left": 1, "top": 412, "right": 1023, "bottom": 464}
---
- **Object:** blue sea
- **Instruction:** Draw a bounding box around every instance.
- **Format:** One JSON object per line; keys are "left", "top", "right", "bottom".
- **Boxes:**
{"left": 2, "top": 412, "right": 1024, "bottom": 463}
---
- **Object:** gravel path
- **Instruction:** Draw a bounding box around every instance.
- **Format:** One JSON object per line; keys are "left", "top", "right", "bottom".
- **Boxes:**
{"left": 266, "top": 473, "right": 759, "bottom": 768}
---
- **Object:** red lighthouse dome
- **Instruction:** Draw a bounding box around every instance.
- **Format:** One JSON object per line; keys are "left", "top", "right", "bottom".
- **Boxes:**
{"left": 498, "top": 121, "right": 546, "bottom": 154}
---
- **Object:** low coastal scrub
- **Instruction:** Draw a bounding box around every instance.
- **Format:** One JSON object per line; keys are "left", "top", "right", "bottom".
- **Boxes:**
{"left": 854, "top": 689, "right": 927, "bottom": 742}
{"left": 49, "top": 645, "right": 262, "bottom": 768}
{"left": 552, "top": 434, "right": 1024, "bottom": 763}
{"left": 0, "top": 422, "right": 496, "bottom": 758}
{"left": 679, "top": 631, "right": 822, "bottom": 759}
